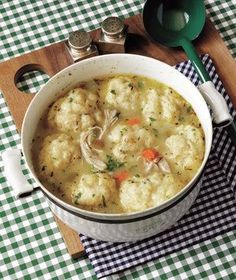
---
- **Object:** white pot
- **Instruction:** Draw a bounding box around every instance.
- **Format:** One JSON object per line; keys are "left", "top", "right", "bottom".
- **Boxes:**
{"left": 20, "top": 54, "right": 212, "bottom": 242}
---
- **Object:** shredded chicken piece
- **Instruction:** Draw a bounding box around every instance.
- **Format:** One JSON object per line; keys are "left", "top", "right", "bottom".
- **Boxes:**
{"left": 158, "top": 157, "right": 171, "bottom": 173}
{"left": 87, "top": 126, "right": 103, "bottom": 152}
{"left": 80, "top": 130, "right": 107, "bottom": 171}
{"left": 99, "top": 109, "right": 119, "bottom": 139}
{"left": 80, "top": 109, "right": 119, "bottom": 170}
{"left": 143, "top": 156, "right": 171, "bottom": 174}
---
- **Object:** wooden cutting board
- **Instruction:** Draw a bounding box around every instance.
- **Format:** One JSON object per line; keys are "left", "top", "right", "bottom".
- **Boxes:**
{"left": 0, "top": 14, "right": 235, "bottom": 259}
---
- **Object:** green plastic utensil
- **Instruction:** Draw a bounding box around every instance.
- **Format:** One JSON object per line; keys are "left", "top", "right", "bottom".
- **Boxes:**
{"left": 143, "top": 0, "right": 209, "bottom": 82}
{"left": 143, "top": 0, "right": 236, "bottom": 144}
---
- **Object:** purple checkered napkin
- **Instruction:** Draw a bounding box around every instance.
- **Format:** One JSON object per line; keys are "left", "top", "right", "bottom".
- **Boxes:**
{"left": 80, "top": 55, "right": 236, "bottom": 279}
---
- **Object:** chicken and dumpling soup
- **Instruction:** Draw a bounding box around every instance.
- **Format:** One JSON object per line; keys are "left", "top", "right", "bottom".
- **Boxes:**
{"left": 32, "top": 75, "right": 205, "bottom": 214}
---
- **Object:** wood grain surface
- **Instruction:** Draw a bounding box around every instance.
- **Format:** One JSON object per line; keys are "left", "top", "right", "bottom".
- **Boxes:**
{"left": 54, "top": 216, "right": 85, "bottom": 259}
{"left": 0, "top": 14, "right": 235, "bottom": 259}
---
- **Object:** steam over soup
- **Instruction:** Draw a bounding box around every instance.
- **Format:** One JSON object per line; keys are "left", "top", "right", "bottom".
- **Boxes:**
{"left": 32, "top": 75, "right": 205, "bottom": 213}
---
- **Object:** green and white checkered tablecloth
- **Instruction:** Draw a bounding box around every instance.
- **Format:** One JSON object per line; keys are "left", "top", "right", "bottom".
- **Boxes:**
{"left": 0, "top": 1, "right": 235, "bottom": 279}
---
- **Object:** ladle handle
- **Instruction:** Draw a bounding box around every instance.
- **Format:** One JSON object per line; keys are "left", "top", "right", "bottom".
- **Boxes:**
{"left": 181, "top": 39, "right": 234, "bottom": 128}
{"left": 181, "top": 38, "right": 210, "bottom": 83}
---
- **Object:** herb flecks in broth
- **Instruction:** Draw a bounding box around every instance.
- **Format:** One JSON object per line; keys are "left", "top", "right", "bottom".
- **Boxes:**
{"left": 106, "top": 155, "right": 125, "bottom": 172}
{"left": 32, "top": 75, "right": 205, "bottom": 214}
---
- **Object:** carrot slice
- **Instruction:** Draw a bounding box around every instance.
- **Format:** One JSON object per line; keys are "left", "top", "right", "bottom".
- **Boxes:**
{"left": 113, "top": 171, "right": 129, "bottom": 183}
{"left": 142, "top": 148, "right": 160, "bottom": 161}
{"left": 127, "top": 118, "right": 140, "bottom": 126}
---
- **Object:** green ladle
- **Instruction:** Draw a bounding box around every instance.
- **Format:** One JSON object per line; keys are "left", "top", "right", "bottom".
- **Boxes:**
{"left": 143, "top": 0, "right": 236, "bottom": 143}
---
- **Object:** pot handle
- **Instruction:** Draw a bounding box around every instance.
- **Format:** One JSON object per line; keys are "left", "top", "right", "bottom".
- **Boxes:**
{"left": 198, "top": 81, "right": 233, "bottom": 127}
{"left": 2, "top": 149, "right": 34, "bottom": 198}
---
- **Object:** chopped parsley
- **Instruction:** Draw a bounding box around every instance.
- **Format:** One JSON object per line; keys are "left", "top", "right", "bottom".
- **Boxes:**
{"left": 137, "top": 80, "right": 144, "bottom": 88}
{"left": 152, "top": 128, "right": 159, "bottom": 137}
{"left": 74, "top": 192, "right": 82, "bottom": 204}
{"left": 149, "top": 117, "right": 157, "bottom": 122}
{"left": 134, "top": 174, "right": 140, "bottom": 178}
{"left": 143, "top": 125, "right": 149, "bottom": 131}
{"left": 120, "top": 127, "right": 128, "bottom": 136}
{"left": 75, "top": 192, "right": 82, "bottom": 199}
{"left": 186, "top": 105, "right": 192, "bottom": 113}
{"left": 110, "top": 89, "right": 116, "bottom": 95}
{"left": 128, "top": 83, "right": 133, "bottom": 89}
{"left": 69, "top": 97, "right": 73, "bottom": 102}
{"left": 106, "top": 155, "right": 124, "bottom": 171}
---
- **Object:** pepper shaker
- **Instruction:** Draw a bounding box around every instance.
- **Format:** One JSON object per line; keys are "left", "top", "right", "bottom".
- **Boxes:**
{"left": 97, "top": 17, "right": 128, "bottom": 54}
{"left": 67, "top": 30, "right": 98, "bottom": 62}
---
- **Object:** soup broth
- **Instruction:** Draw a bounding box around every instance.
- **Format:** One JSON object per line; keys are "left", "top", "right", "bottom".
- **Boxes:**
{"left": 32, "top": 75, "right": 205, "bottom": 213}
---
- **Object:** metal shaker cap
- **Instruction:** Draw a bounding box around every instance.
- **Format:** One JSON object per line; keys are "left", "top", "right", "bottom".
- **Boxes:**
{"left": 101, "top": 17, "right": 125, "bottom": 40}
{"left": 68, "top": 30, "right": 92, "bottom": 51}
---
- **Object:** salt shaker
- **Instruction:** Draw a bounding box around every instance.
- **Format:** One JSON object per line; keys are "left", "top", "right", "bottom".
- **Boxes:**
{"left": 67, "top": 30, "right": 98, "bottom": 62}
{"left": 97, "top": 17, "right": 128, "bottom": 53}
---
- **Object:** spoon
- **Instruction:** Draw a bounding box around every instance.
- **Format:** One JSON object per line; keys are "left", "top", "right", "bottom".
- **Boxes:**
{"left": 143, "top": 0, "right": 236, "bottom": 143}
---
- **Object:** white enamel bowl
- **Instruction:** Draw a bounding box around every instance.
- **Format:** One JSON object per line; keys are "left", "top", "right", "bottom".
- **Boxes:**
{"left": 22, "top": 54, "right": 212, "bottom": 242}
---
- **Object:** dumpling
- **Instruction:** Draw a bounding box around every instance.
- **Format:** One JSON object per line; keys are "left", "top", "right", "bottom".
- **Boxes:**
{"left": 107, "top": 123, "right": 156, "bottom": 162}
{"left": 47, "top": 88, "right": 102, "bottom": 134}
{"left": 151, "top": 173, "right": 181, "bottom": 205}
{"left": 119, "top": 176, "right": 156, "bottom": 212}
{"left": 161, "top": 94, "right": 180, "bottom": 121}
{"left": 38, "top": 133, "right": 80, "bottom": 183}
{"left": 107, "top": 124, "right": 126, "bottom": 144}
{"left": 176, "top": 124, "right": 204, "bottom": 155}
{"left": 165, "top": 125, "right": 204, "bottom": 170}
{"left": 141, "top": 89, "right": 161, "bottom": 123}
{"left": 105, "top": 77, "right": 139, "bottom": 114}
{"left": 71, "top": 173, "right": 116, "bottom": 207}
{"left": 141, "top": 87, "right": 183, "bottom": 124}
{"left": 119, "top": 173, "right": 181, "bottom": 212}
